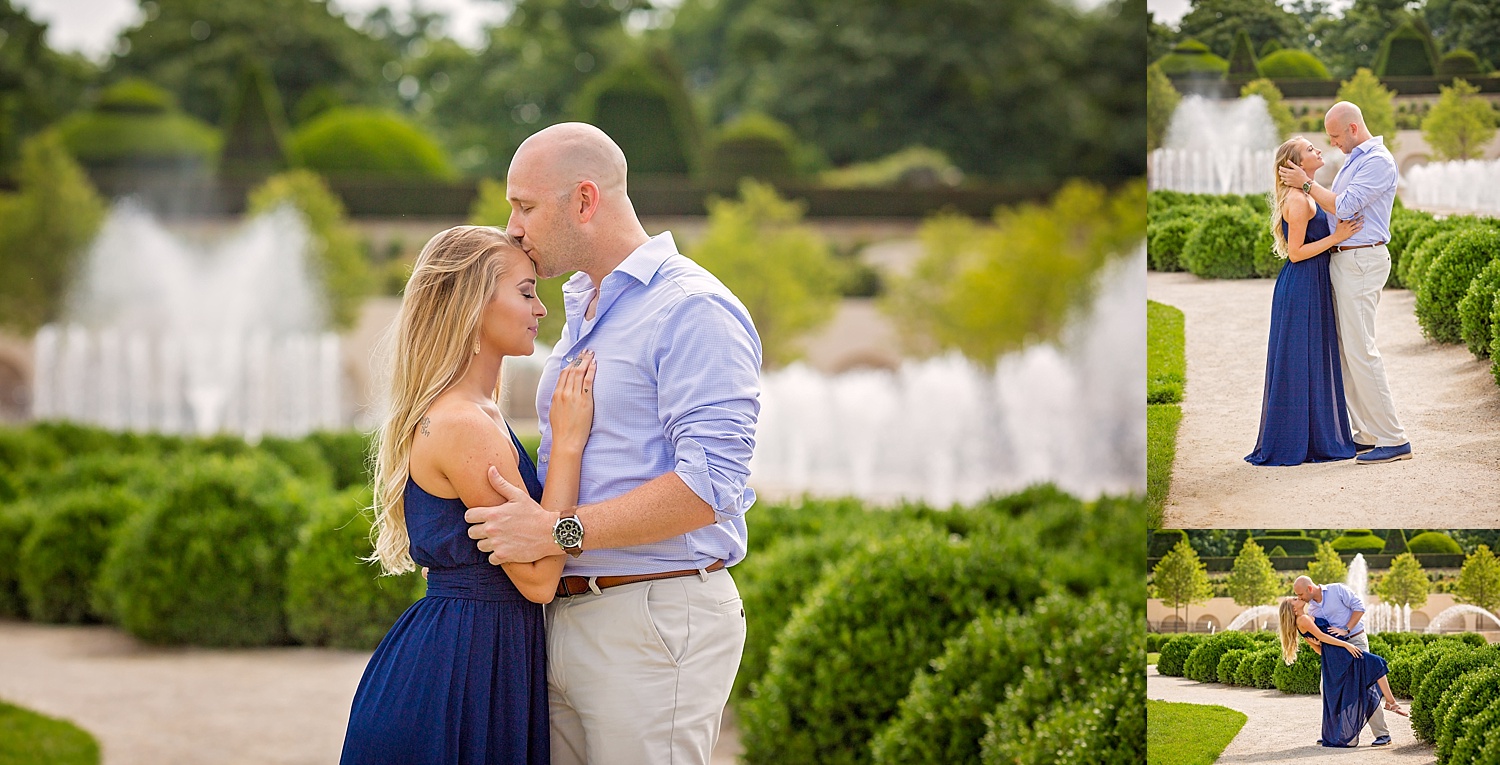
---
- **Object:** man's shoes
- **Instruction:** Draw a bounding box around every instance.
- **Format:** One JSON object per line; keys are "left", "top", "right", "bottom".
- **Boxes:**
{"left": 1354, "top": 442, "right": 1377, "bottom": 454}
{"left": 1358, "top": 443, "right": 1412, "bottom": 464}
{"left": 1371, "top": 735, "right": 1392, "bottom": 746}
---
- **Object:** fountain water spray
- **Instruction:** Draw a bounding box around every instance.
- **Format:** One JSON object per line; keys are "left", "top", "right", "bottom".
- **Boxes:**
{"left": 1425, "top": 604, "right": 1500, "bottom": 635}
{"left": 1402, "top": 159, "right": 1500, "bottom": 215}
{"left": 1148, "top": 95, "right": 1280, "bottom": 195}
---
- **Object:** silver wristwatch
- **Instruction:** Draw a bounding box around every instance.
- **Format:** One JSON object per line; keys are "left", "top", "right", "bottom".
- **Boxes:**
{"left": 553, "top": 510, "right": 584, "bottom": 557}
{"left": 1302, "top": 180, "right": 1313, "bottom": 194}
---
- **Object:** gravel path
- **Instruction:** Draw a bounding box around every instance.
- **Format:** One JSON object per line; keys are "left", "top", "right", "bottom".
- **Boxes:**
{"left": 1148, "top": 666, "right": 1433, "bottom": 764}
{"left": 1148, "top": 272, "right": 1500, "bottom": 525}
{"left": 0, "top": 620, "right": 742, "bottom": 765}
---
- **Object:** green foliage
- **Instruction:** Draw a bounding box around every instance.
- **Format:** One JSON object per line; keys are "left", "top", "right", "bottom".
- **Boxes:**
{"left": 1417, "top": 228, "right": 1500, "bottom": 344}
{"left": 1450, "top": 700, "right": 1500, "bottom": 765}
{"left": 1148, "top": 64, "right": 1181, "bottom": 152}
{"left": 93, "top": 454, "right": 308, "bottom": 646}
{"left": 1438, "top": 49, "right": 1484, "bottom": 78}
{"left": 1249, "top": 648, "right": 1281, "bottom": 689}
{"left": 0, "top": 1, "right": 98, "bottom": 176}
{"left": 700, "top": 113, "right": 806, "bottom": 184}
{"left": 1377, "top": 552, "right": 1431, "bottom": 609}
{"left": 1388, "top": 209, "right": 1437, "bottom": 288}
{"left": 1184, "top": 631, "right": 1257, "bottom": 683}
{"left": 1154, "top": 39, "right": 1230, "bottom": 77}
{"left": 301, "top": 430, "right": 373, "bottom": 490}
{"left": 1390, "top": 641, "right": 1466, "bottom": 698}
{"left": 1383, "top": 527, "right": 1410, "bottom": 555}
{"left": 1436, "top": 664, "right": 1500, "bottom": 762}
{"left": 1217, "top": 647, "right": 1255, "bottom": 684}
{"left": 1233, "top": 646, "right": 1270, "bottom": 686}
{"left": 1456, "top": 544, "right": 1500, "bottom": 615}
{"left": 1409, "top": 531, "right": 1465, "bottom": 555}
{"left": 246, "top": 170, "right": 372, "bottom": 329}
{"left": 1272, "top": 641, "right": 1322, "bottom": 694}
{"left": 1147, "top": 215, "right": 1203, "bottom": 273}
{"left": 869, "top": 593, "right": 1134, "bottom": 765}
{"left": 1152, "top": 540, "right": 1213, "bottom": 627}
{"left": 1251, "top": 217, "right": 1284, "bottom": 278}
{"left": 1412, "top": 647, "right": 1492, "bottom": 742}
{"left": 688, "top": 180, "right": 840, "bottom": 367}
{"left": 1147, "top": 405, "right": 1182, "bottom": 525}
{"left": 1240, "top": 79, "right": 1296, "bottom": 139}
{"left": 1181, "top": 207, "right": 1261, "bottom": 279}
{"left": 1306, "top": 540, "right": 1348, "bottom": 583}
{"left": 17, "top": 487, "right": 144, "bottom": 623}
{"left": 257, "top": 435, "right": 335, "bottom": 487}
{"left": 1460, "top": 259, "right": 1500, "bottom": 358}
{"left": 0, "top": 699, "right": 100, "bottom": 765}
{"left": 1374, "top": 20, "right": 1438, "bottom": 77}
{"left": 1404, "top": 228, "right": 1466, "bottom": 293}
{"left": 285, "top": 486, "right": 421, "bottom": 649}
{"left": 219, "top": 58, "right": 291, "bottom": 181}
{"left": 1158, "top": 634, "right": 1208, "bottom": 677}
{"left": 1423, "top": 78, "right": 1499, "bottom": 162}
{"left": 1336, "top": 69, "right": 1397, "bottom": 150}
{"left": 1256, "top": 49, "right": 1332, "bottom": 79}
{"left": 1175, "top": 0, "right": 1300, "bottom": 66}
{"left": 1228, "top": 30, "right": 1260, "bottom": 77}
{"left": 575, "top": 51, "right": 699, "bottom": 175}
{"left": 467, "top": 178, "right": 568, "bottom": 345}
{"left": 885, "top": 180, "right": 1145, "bottom": 361}
{"left": 1330, "top": 529, "right": 1388, "bottom": 555}
{"left": 1226, "top": 539, "right": 1280, "bottom": 606}
{"left": 0, "top": 501, "right": 36, "bottom": 618}
{"left": 289, "top": 107, "right": 455, "bottom": 180}
{"left": 55, "top": 78, "right": 220, "bottom": 167}
{"left": 1148, "top": 301, "right": 1185, "bottom": 405}
{"left": 0, "top": 132, "right": 108, "bottom": 332}
{"left": 1493, "top": 293, "right": 1500, "bottom": 390}
{"left": 1149, "top": 529, "right": 1189, "bottom": 559}
{"left": 979, "top": 665, "right": 1143, "bottom": 765}
{"left": 819, "top": 147, "right": 964, "bottom": 190}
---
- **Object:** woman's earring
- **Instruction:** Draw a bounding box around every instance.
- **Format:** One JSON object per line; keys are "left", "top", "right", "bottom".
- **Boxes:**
{"left": 473, "top": 340, "right": 480, "bottom": 355}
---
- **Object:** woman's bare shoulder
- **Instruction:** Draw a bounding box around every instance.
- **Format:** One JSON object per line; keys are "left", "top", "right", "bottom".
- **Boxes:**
{"left": 1282, "top": 193, "right": 1315, "bottom": 221}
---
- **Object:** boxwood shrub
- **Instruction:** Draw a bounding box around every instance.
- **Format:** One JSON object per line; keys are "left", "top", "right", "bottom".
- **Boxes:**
{"left": 1403, "top": 227, "right": 1465, "bottom": 293}
{"left": 1330, "top": 529, "right": 1387, "bottom": 555}
{"left": 979, "top": 665, "right": 1142, "bottom": 765}
{"left": 869, "top": 593, "right": 1134, "bottom": 765}
{"left": 1273, "top": 643, "right": 1322, "bottom": 694}
{"left": 1415, "top": 228, "right": 1500, "bottom": 344}
{"left": 1392, "top": 640, "right": 1468, "bottom": 698}
{"left": 1249, "top": 648, "right": 1281, "bottom": 689}
{"left": 17, "top": 487, "right": 145, "bottom": 623}
{"left": 284, "top": 486, "right": 422, "bottom": 649}
{"left": 302, "top": 430, "right": 373, "bottom": 490}
{"left": 1251, "top": 221, "right": 1284, "bottom": 278}
{"left": 1408, "top": 531, "right": 1463, "bottom": 555}
{"left": 1435, "top": 664, "right": 1500, "bottom": 762}
{"left": 1184, "top": 631, "right": 1258, "bottom": 683}
{"left": 0, "top": 500, "right": 37, "bottom": 617}
{"left": 1217, "top": 647, "right": 1255, "bottom": 684}
{"left": 1459, "top": 259, "right": 1500, "bottom": 358}
{"left": 1157, "top": 633, "right": 1207, "bottom": 677}
{"left": 1388, "top": 210, "right": 1435, "bottom": 288}
{"left": 257, "top": 435, "right": 334, "bottom": 488}
{"left": 289, "top": 107, "right": 455, "bottom": 180}
{"left": 93, "top": 453, "right": 309, "bottom": 646}
{"left": 1181, "top": 207, "right": 1261, "bottom": 279}
{"left": 1450, "top": 703, "right": 1500, "bottom": 765}
{"left": 1412, "top": 647, "right": 1491, "bottom": 742}
{"left": 1147, "top": 216, "right": 1202, "bottom": 272}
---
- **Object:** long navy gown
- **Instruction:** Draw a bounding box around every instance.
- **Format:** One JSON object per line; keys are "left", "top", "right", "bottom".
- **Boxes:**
{"left": 1246, "top": 208, "right": 1357, "bottom": 466}
{"left": 1302, "top": 617, "right": 1388, "bottom": 748}
{"left": 341, "top": 425, "right": 549, "bottom": 765}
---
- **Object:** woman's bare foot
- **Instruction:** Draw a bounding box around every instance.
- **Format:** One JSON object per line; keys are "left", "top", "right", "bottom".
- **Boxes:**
{"left": 1385, "top": 699, "right": 1409, "bottom": 717}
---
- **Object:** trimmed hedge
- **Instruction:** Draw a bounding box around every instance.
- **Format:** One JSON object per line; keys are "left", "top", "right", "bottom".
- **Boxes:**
{"left": 1184, "top": 631, "right": 1258, "bottom": 683}
{"left": 1147, "top": 215, "right": 1201, "bottom": 272}
{"left": 1403, "top": 227, "right": 1465, "bottom": 292}
{"left": 301, "top": 430, "right": 373, "bottom": 490}
{"left": 1148, "top": 529, "right": 1189, "bottom": 559}
{"left": 1248, "top": 647, "right": 1281, "bottom": 689}
{"left": 1273, "top": 643, "right": 1322, "bottom": 694}
{"left": 1330, "top": 529, "right": 1387, "bottom": 555}
{"left": 1415, "top": 228, "right": 1500, "bottom": 344}
{"left": 1391, "top": 640, "right": 1468, "bottom": 698}
{"left": 979, "top": 664, "right": 1142, "bottom": 765}
{"left": 1251, "top": 534, "right": 1317, "bottom": 556}
{"left": 17, "top": 487, "right": 144, "bottom": 623}
{"left": 1217, "top": 647, "right": 1255, "bottom": 684}
{"left": 1413, "top": 647, "right": 1491, "bottom": 742}
{"left": 1459, "top": 258, "right": 1500, "bottom": 358}
{"left": 1257, "top": 50, "right": 1332, "bottom": 80}
{"left": 0, "top": 501, "right": 36, "bottom": 618}
{"left": 701, "top": 113, "right": 804, "bottom": 184}
{"left": 1451, "top": 702, "right": 1500, "bottom": 764}
{"left": 289, "top": 107, "right": 455, "bottom": 180}
{"left": 1436, "top": 664, "right": 1500, "bottom": 762}
{"left": 1154, "top": 39, "right": 1229, "bottom": 78}
{"left": 1408, "top": 531, "right": 1464, "bottom": 555}
{"left": 1181, "top": 207, "right": 1261, "bottom": 279}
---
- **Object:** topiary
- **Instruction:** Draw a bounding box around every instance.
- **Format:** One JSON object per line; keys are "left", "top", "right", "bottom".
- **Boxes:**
{"left": 219, "top": 58, "right": 290, "bottom": 181}
{"left": 869, "top": 593, "right": 1135, "bottom": 765}
{"left": 1388, "top": 209, "right": 1436, "bottom": 288}
{"left": 1269, "top": 545, "right": 1288, "bottom": 557}
{"left": 1408, "top": 531, "right": 1465, "bottom": 555}
{"left": 1392, "top": 641, "right": 1467, "bottom": 698}
{"left": 701, "top": 113, "right": 805, "bottom": 184}
{"left": 1415, "top": 228, "right": 1500, "bottom": 344}
{"left": 1412, "top": 647, "right": 1492, "bottom": 742}
{"left": 0, "top": 500, "right": 37, "bottom": 618}
{"left": 1181, "top": 207, "right": 1261, "bottom": 279}
{"left": 1253, "top": 534, "right": 1317, "bottom": 556}
{"left": 1257, "top": 49, "right": 1332, "bottom": 80}
{"left": 1273, "top": 643, "right": 1322, "bottom": 694}
{"left": 1435, "top": 664, "right": 1500, "bottom": 762}
{"left": 979, "top": 664, "right": 1142, "bottom": 765}
{"left": 1450, "top": 702, "right": 1500, "bottom": 765}
{"left": 1228, "top": 29, "right": 1260, "bottom": 79}
{"left": 1251, "top": 220, "right": 1284, "bottom": 278}
{"left": 1402, "top": 225, "right": 1469, "bottom": 292}
{"left": 1459, "top": 259, "right": 1500, "bottom": 358}
{"left": 574, "top": 52, "right": 699, "bottom": 176}
{"left": 1148, "top": 213, "right": 1206, "bottom": 273}
{"left": 1148, "top": 528, "right": 1189, "bottom": 559}
{"left": 1184, "top": 631, "right": 1258, "bottom": 683}
{"left": 1439, "top": 49, "right": 1484, "bottom": 78}
{"left": 284, "top": 486, "right": 421, "bottom": 649}
{"left": 0, "top": 426, "right": 65, "bottom": 480}
{"left": 1157, "top": 633, "right": 1207, "bottom": 677}
{"left": 1330, "top": 529, "right": 1388, "bottom": 555}
{"left": 739, "top": 525, "right": 1062, "bottom": 765}
{"left": 257, "top": 435, "right": 334, "bottom": 488}
{"left": 55, "top": 78, "right": 220, "bottom": 169}
{"left": 17, "top": 487, "right": 145, "bottom": 623}
{"left": 1153, "top": 39, "right": 1229, "bottom": 78}
{"left": 1249, "top": 648, "right": 1281, "bottom": 689}
{"left": 1218, "top": 647, "right": 1255, "bottom": 685}
{"left": 1493, "top": 293, "right": 1500, "bottom": 389}
{"left": 93, "top": 453, "right": 309, "bottom": 646}
{"left": 1374, "top": 20, "right": 1438, "bottom": 77}
{"left": 1234, "top": 647, "right": 1270, "bottom": 686}
{"left": 288, "top": 107, "right": 455, "bottom": 180}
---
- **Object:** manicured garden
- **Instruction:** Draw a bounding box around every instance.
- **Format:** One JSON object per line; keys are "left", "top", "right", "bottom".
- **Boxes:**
{"left": 1147, "top": 299, "right": 1185, "bottom": 527}
{"left": 1146, "top": 700, "right": 1246, "bottom": 765}
{"left": 0, "top": 699, "right": 99, "bottom": 765}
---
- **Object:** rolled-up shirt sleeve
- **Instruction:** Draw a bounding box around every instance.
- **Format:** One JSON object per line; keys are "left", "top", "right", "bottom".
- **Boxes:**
{"left": 1341, "top": 585, "right": 1365, "bottom": 617}
{"left": 1334, "top": 153, "right": 1397, "bottom": 220}
{"left": 652, "top": 293, "right": 761, "bottom": 522}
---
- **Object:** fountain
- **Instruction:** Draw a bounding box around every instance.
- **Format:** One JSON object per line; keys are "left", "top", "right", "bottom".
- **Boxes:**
{"left": 1148, "top": 95, "right": 1279, "bottom": 195}
{"left": 749, "top": 245, "right": 1145, "bottom": 505}
{"left": 1368, "top": 602, "right": 1411, "bottom": 634}
{"left": 1424, "top": 604, "right": 1500, "bottom": 634}
{"left": 31, "top": 202, "right": 343, "bottom": 439}
{"left": 1401, "top": 158, "right": 1500, "bottom": 215}
{"left": 1226, "top": 605, "right": 1278, "bottom": 632}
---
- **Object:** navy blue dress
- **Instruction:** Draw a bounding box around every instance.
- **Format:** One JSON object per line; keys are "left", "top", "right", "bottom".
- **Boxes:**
{"left": 1246, "top": 208, "right": 1357, "bottom": 466}
{"left": 341, "top": 425, "right": 548, "bottom": 765}
{"left": 1302, "top": 617, "right": 1388, "bottom": 748}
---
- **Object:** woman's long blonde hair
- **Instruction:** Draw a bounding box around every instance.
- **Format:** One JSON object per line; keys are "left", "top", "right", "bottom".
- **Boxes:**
{"left": 1278, "top": 597, "right": 1302, "bottom": 665}
{"left": 368, "top": 225, "right": 524, "bottom": 574}
{"left": 1270, "top": 137, "right": 1309, "bottom": 260}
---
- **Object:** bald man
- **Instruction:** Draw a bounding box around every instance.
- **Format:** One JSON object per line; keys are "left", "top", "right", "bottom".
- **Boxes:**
{"left": 1277, "top": 102, "right": 1411, "bottom": 465}
{"left": 465, "top": 123, "right": 761, "bottom": 765}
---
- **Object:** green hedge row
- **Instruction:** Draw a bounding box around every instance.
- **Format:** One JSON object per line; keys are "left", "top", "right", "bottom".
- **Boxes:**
{"left": 1147, "top": 191, "right": 1277, "bottom": 280}
{"left": 736, "top": 486, "right": 1145, "bottom": 765}
{"left": 0, "top": 422, "right": 415, "bottom": 650}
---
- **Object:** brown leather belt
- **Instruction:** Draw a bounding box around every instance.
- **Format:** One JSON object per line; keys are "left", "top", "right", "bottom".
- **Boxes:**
{"left": 555, "top": 559, "right": 726, "bottom": 598}
{"left": 1332, "top": 241, "right": 1386, "bottom": 252}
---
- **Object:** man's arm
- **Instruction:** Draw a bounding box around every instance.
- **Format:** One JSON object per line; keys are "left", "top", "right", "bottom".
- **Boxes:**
{"left": 1277, "top": 162, "right": 1336, "bottom": 213}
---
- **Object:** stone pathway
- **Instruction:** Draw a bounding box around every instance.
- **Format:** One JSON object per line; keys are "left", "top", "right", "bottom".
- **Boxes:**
{"left": 1148, "top": 272, "right": 1500, "bottom": 525}
{"left": 1148, "top": 666, "right": 1433, "bottom": 764}
{"left": 0, "top": 620, "right": 742, "bottom": 765}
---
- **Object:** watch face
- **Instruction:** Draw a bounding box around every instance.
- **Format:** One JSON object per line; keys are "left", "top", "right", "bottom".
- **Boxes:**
{"left": 555, "top": 517, "right": 584, "bottom": 548}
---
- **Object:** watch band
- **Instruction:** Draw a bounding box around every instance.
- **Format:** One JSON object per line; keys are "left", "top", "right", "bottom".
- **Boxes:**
{"left": 554, "top": 510, "right": 584, "bottom": 558}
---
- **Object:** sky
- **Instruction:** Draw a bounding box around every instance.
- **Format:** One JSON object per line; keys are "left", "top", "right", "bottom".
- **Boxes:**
{"left": 1149, "top": 0, "right": 1356, "bottom": 26}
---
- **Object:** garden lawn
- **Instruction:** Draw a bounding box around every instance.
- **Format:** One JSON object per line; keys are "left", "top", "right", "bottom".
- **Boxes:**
{"left": 1147, "top": 405, "right": 1181, "bottom": 530}
{"left": 1147, "top": 700, "right": 1245, "bottom": 765}
{"left": 1148, "top": 652, "right": 1160, "bottom": 666}
{"left": 0, "top": 699, "right": 98, "bottom": 765}
{"left": 1147, "top": 300, "right": 1186, "bottom": 530}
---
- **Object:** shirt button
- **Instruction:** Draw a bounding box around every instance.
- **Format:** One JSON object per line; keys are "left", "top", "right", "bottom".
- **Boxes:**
{"left": 565, "top": 356, "right": 574, "bottom": 364}
{"left": 540, "top": 455, "right": 548, "bottom": 463}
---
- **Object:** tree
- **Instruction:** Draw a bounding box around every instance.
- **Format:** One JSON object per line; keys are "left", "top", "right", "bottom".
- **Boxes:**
{"left": 1424, "top": 0, "right": 1500, "bottom": 75}
{"left": 1241, "top": 79, "right": 1297, "bottom": 139}
{"left": 1149, "top": 64, "right": 1180, "bottom": 153}
{"left": 1311, "top": 0, "right": 1417, "bottom": 77}
{"left": 1307, "top": 540, "right": 1348, "bottom": 585}
{"left": 1228, "top": 29, "right": 1261, "bottom": 78}
{"left": 1376, "top": 552, "right": 1429, "bottom": 609}
{"left": 1423, "top": 78, "right": 1498, "bottom": 161}
{"left": 1336, "top": 68, "right": 1398, "bottom": 151}
{"left": 219, "top": 58, "right": 290, "bottom": 182}
{"left": 1176, "top": 0, "right": 1300, "bottom": 59}
{"left": 1456, "top": 544, "right": 1500, "bottom": 615}
{"left": 1227, "top": 539, "right": 1280, "bottom": 607}
{"left": 1149, "top": 11, "right": 1177, "bottom": 63}
{"left": 1152, "top": 539, "right": 1213, "bottom": 632}
{"left": 0, "top": 1, "right": 98, "bottom": 177}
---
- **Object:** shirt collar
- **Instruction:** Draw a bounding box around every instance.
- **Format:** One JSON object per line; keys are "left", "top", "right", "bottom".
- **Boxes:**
{"left": 1349, "top": 135, "right": 1384, "bottom": 160}
{"left": 563, "top": 231, "right": 677, "bottom": 293}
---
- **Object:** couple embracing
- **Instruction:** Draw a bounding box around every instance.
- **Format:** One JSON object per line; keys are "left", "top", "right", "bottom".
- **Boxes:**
{"left": 339, "top": 123, "right": 761, "bottom": 764}
{"left": 1277, "top": 576, "right": 1408, "bottom": 748}
{"left": 1246, "top": 101, "right": 1414, "bottom": 467}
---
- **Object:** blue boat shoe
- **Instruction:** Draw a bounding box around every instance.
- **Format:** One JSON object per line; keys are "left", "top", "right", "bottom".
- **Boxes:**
{"left": 1357, "top": 444, "right": 1412, "bottom": 464}
{"left": 1371, "top": 735, "right": 1392, "bottom": 746}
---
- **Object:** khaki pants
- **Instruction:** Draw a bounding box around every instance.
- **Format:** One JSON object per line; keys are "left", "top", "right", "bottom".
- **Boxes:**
{"left": 545, "top": 568, "right": 745, "bottom": 765}
{"left": 1329, "top": 245, "right": 1407, "bottom": 447}
{"left": 1347, "top": 632, "right": 1390, "bottom": 739}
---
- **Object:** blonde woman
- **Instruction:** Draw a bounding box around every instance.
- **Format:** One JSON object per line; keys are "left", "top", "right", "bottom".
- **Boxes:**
{"left": 1278, "top": 597, "right": 1406, "bottom": 748}
{"left": 341, "top": 226, "right": 596, "bottom": 764}
{"left": 1246, "top": 137, "right": 1364, "bottom": 466}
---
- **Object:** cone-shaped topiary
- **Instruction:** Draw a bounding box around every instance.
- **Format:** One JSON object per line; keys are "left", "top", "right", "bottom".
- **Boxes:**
{"left": 1374, "top": 21, "right": 1438, "bottom": 77}
{"left": 219, "top": 57, "right": 290, "bottom": 181}
{"left": 574, "top": 49, "right": 699, "bottom": 176}
{"left": 1228, "top": 30, "right": 1260, "bottom": 78}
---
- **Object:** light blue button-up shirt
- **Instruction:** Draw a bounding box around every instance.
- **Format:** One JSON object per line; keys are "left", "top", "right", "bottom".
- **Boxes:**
{"left": 1309, "top": 582, "right": 1367, "bottom": 638}
{"left": 534, "top": 232, "right": 761, "bottom": 576}
{"left": 1330, "top": 135, "right": 1398, "bottom": 248}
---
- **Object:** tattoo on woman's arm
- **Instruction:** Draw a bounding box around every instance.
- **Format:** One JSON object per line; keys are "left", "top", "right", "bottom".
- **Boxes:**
{"left": 421, "top": 416, "right": 431, "bottom": 437}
